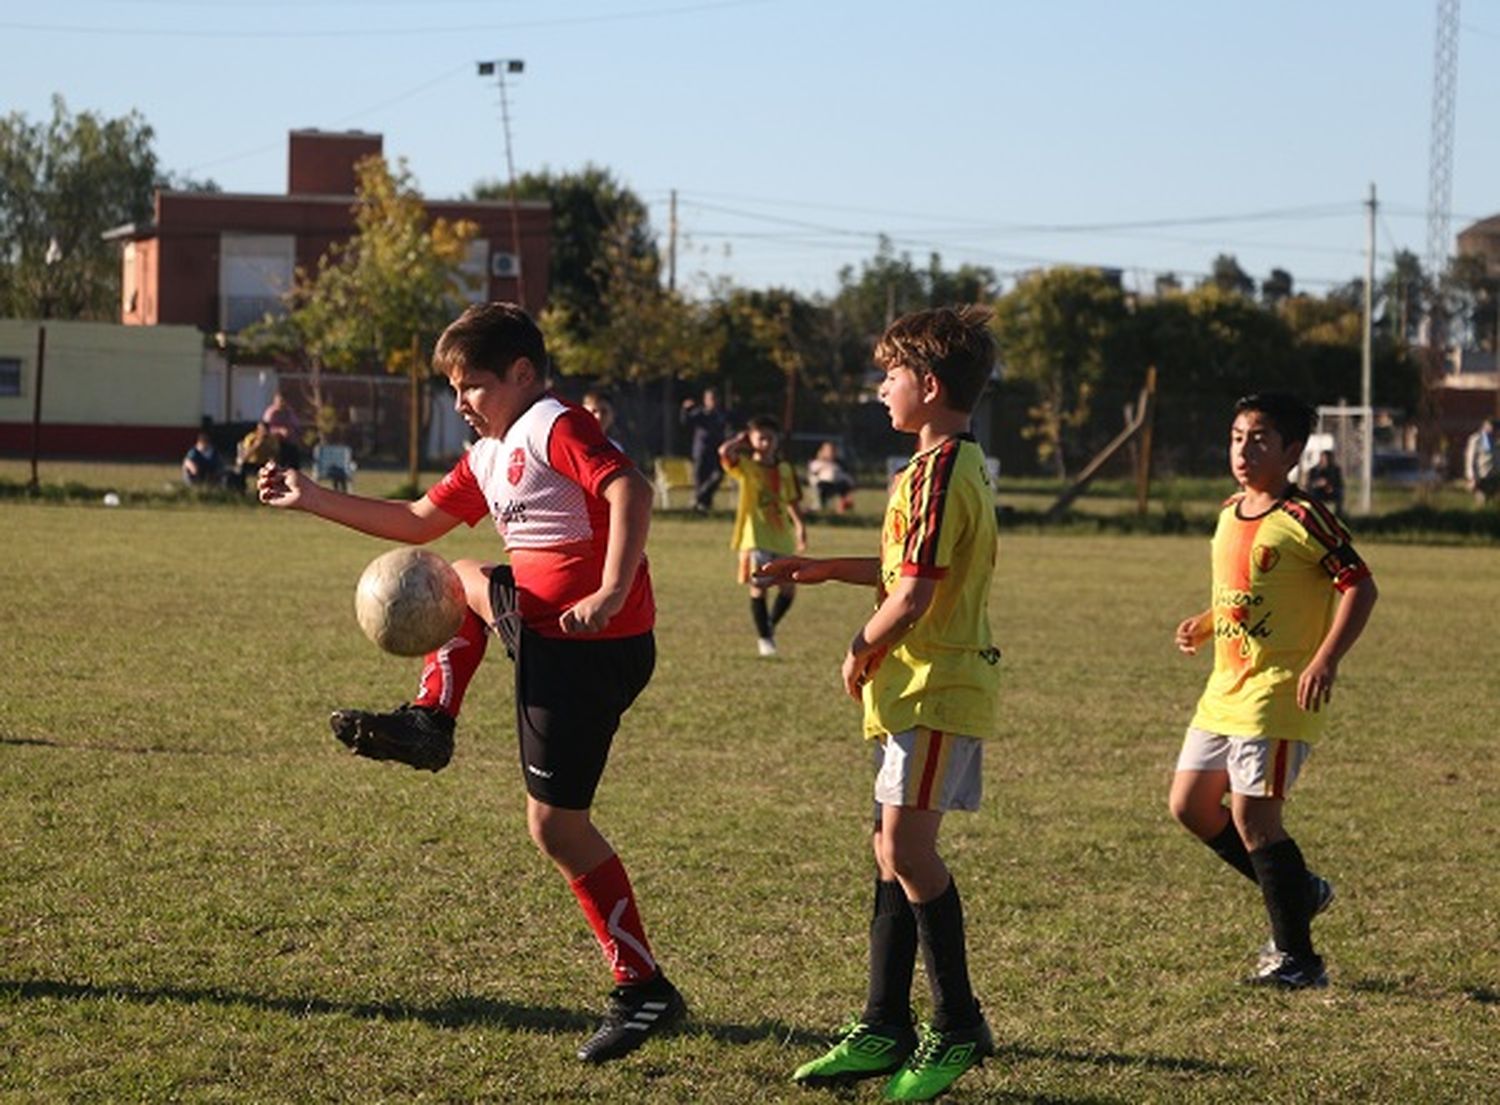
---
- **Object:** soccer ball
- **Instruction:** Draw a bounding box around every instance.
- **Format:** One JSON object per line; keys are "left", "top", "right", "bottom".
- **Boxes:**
{"left": 354, "top": 548, "right": 466, "bottom": 656}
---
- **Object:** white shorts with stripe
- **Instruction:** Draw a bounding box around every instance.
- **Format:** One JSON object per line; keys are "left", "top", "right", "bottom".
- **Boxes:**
{"left": 1175, "top": 727, "right": 1312, "bottom": 799}
{"left": 871, "top": 727, "right": 983, "bottom": 813}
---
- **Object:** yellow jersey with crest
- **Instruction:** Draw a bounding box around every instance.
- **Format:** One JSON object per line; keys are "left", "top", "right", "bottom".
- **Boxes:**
{"left": 864, "top": 435, "right": 1000, "bottom": 740}
{"left": 1190, "top": 489, "right": 1372, "bottom": 742}
{"left": 725, "top": 455, "right": 800, "bottom": 555}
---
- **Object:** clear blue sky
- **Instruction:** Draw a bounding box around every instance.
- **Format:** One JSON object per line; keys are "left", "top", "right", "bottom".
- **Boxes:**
{"left": 6, "top": 0, "right": 1500, "bottom": 298}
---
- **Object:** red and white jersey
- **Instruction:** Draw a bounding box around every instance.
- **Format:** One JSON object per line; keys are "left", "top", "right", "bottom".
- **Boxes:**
{"left": 427, "top": 393, "right": 654, "bottom": 639}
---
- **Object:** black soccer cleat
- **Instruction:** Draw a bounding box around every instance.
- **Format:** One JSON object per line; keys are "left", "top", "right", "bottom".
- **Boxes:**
{"left": 576, "top": 974, "right": 687, "bottom": 1063}
{"left": 328, "top": 703, "right": 455, "bottom": 772}
{"left": 1243, "top": 951, "right": 1328, "bottom": 990}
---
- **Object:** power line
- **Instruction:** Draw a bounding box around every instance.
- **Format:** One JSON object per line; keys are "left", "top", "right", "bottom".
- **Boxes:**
{"left": 0, "top": 0, "right": 771, "bottom": 39}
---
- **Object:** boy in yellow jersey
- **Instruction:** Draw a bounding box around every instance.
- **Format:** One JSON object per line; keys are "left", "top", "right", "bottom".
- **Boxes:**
{"left": 719, "top": 415, "right": 807, "bottom": 656}
{"left": 758, "top": 306, "right": 1000, "bottom": 1102}
{"left": 1170, "top": 393, "right": 1378, "bottom": 989}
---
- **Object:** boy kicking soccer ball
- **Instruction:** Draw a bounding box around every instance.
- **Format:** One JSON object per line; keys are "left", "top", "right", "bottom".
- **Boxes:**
{"left": 1169, "top": 393, "right": 1378, "bottom": 989}
{"left": 758, "top": 306, "right": 1000, "bottom": 1101}
{"left": 257, "top": 302, "right": 684, "bottom": 1062}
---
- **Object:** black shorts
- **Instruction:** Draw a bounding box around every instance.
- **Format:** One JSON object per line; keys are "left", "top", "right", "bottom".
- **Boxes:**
{"left": 487, "top": 567, "right": 654, "bottom": 808}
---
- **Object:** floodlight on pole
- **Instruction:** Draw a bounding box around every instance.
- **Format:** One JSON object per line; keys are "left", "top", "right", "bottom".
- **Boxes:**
{"left": 477, "top": 58, "right": 526, "bottom": 309}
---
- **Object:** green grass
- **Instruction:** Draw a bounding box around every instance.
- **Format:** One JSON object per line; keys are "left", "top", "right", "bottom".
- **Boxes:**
{"left": 1, "top": 499, "right": 1497, "bottom": 1102}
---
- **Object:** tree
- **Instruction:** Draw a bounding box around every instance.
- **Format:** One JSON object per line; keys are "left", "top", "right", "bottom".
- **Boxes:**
{"left": 474, "top": 165, "right": 654, "bottom": 341}
{"left": 250, "top": 155, "right": 478, "bottom": 376}
{"left": 539, "top": 216, "right": 719, "bottom": 385}
{"left": 1445, "top": 253, "right": 1499, "bottom": 352}
{"left": 832, "top": 237, "right": 999, "bottom": 346}
{"left": 1261, "top": 267, "right": 1294, "bottom": 306}
{"left": 1205, "top": 253, "right": 1255, "bottom": 297}
{"left": 0, "top": 96, "right": 159, "bottom": 319}
{"left": 992, "top": 267, "right": 1130, "bottom": 476}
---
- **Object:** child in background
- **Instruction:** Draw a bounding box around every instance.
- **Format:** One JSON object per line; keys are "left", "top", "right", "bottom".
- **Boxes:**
{"left": 719, "top": 415, "right": 807, "bottom": 657}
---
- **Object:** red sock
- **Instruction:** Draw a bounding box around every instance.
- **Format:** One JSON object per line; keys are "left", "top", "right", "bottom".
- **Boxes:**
{"left": 570, "top": 854, "right": 659, "bottom": 985}
{"left": 412, "top": 608, "right": 489, "bottom": 718}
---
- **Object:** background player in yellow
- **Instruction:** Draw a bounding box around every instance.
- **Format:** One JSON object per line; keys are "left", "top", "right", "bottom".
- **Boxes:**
{"left": 719, "top": 414, "right": 807, "bottom": 656}
{"left": 758, "top": 306, "right": 999, "bottom": 1102}
{"left": 1169, "top": 392, "right": 1378, "bottom": 989}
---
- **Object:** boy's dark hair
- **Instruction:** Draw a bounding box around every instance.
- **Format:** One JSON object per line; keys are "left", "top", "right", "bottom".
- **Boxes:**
{"left": 434, "top": 302, "right": 547, "bottom": 379}
{"left": 1234, "top": 392, "right": 1316, "bottom": 452}
{"left": 873, "top": 305, "right": 995, "bottom": 414}
{"left": 747, "top": 414, "right": 781, "bottom": 435}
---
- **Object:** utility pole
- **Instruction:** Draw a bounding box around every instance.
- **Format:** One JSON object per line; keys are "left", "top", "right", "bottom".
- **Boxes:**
{"left": 477, "top": 59, "right": 527, "bottom": 308}
{"left": 1361, "top": 183, "right": 1376, "bottom": 515}
{"left": 668, "top": 188, "right": 678, "bottom": 294}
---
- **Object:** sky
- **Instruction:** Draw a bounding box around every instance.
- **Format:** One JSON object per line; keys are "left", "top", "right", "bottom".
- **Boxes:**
{"left": 6, "top": 0, "right": 1500, "bottom": 300}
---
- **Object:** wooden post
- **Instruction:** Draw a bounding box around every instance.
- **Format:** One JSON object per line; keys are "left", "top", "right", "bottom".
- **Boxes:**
{"left": 1134, "top": 366, "right": 1157, "bottom": 516}
{"left": 27, "top": 325, "right": 46, "bottom": 493}
{"left": 407, "top": 334, "right": 421, "bottom": 491}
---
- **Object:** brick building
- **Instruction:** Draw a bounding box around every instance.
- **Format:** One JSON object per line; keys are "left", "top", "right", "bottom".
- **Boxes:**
{"left": 104, "top": 129, "right": 551, "bottom": 334}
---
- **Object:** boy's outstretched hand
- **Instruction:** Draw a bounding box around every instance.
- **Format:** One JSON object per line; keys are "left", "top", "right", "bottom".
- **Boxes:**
{"left": 753, "top": 556, "right": 828, "bottom": 586}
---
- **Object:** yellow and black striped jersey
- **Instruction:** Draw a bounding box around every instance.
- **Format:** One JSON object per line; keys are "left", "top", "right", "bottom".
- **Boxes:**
{"left": 864, "top": 435, "right": 1000, "bottom": 740}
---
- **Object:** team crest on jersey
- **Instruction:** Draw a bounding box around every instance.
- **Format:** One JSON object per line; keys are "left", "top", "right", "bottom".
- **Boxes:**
{"left": 1252, "top": 544, "right": 1280, "bottom": 573}
{"left": 507, "top": 447, "right": 525, "bottom": 485}
{"left": 885, "top": 510, "right": 908, "bottom": 547}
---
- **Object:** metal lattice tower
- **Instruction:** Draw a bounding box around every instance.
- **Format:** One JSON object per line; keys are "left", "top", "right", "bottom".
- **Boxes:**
{"left": 1427, "top": 0, "right": 1460, "bottom": 285}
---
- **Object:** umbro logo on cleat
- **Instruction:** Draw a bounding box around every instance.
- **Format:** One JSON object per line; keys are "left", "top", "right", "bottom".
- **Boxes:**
{"left": 938, "top": 1043, "right": 976, "bottom": 1067}
{"left": 851, "top": 1036, "right": 897, "bottom": 1057}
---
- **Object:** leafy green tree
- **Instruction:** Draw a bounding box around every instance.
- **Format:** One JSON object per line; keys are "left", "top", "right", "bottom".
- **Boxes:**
{"left": 1205, "top": 253, "right": 1256, "bottom": 297}
{"left": 832, "top": 237, "right": 999, "bottom": 347}
{"left": 248, "top": 155, "right": 478, "bottom": 376}
{"left": 993, "top": 267, "right": 1130, "bottom": 476}
{"left": 1261, "top": 267, "right": 1294, "bottom": 306}
{"left": 1445, "top": 252, "right": 1499, "bottom": 352}
{"left": 0, "top": 96, "right": 159, "bottom": 319}
{"left": 539, "top": 216, "right": 719, "bottom": 384}
{"left": 1379, "top": 249, "right": 1427, "bottom": 347}
{"left": 474, "top": 165, "right": 653, "bottom": 340}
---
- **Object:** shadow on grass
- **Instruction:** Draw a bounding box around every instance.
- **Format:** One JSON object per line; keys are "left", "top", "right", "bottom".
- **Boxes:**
{"left": 998, "top": 1041, "right": 1246, "bottom": 1077}
{"left": 0, "top": 734, "right": 242, "bottom": 757}
{"left": 1, "top": 978, "right": 827, "bottom": 1048}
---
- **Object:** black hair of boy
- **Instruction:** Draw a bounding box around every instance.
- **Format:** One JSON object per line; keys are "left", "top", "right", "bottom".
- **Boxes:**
{"left": 1234, "top": 393, "right": 1316, "bottom": 453}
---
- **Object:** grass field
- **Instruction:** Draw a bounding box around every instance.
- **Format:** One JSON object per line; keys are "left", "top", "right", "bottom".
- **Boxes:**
{"left": 1, "top": 493, "right": 1497, "bottom": 1103}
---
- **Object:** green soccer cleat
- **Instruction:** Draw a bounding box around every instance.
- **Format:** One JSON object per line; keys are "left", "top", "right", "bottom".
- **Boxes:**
{"left": 792, "top": 1020, "right": 918, "bottom": 1085}
{"left": 883, "top": 1017, "right": 995, "bottom": 1102}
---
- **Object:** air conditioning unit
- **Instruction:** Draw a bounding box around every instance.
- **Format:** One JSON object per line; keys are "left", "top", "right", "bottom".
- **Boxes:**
{"left": 491, "top": 252, "right": 521, "bottom": 278}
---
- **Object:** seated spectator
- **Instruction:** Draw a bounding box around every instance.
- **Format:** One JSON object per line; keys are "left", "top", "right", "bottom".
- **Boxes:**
{"left": 182, "top": 431, "right": 224, "bottom": 487}
{"left": 230, "top": 421, "right": 280, "bottom": 492}
{"left": 1305, "top": 449, "right": 1344, "bottom": 515}
{"left": 807, "top": 440, "right": 855, "bottom": 513}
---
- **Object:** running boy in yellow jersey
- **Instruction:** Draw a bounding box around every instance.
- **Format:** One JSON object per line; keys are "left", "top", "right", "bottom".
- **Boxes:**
{"left": 719, "top": 415, "right": 807, "bottom": 656}
{"left": 1169, "top": 393, "right": 1378, "bottom": 989}
{"left": 758, "top": 306, "right": 1000, "bottom": 1102}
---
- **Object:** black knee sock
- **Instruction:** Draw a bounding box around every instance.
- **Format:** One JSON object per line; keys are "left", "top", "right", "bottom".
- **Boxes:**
{"left": 862, "top": 879, "right": 917, "bottom": 1025}
{"left": 912, "top": 879, "right": 979, "bottom": 1031}
{"left": 770, "top": 591, "right": 794, "bottom": 626}
{"left": 750, "top": 595, "right": 772, "bottom": 639}
{"left": 1250, "top": 838, "right": 1316, "bottom": 960}
{"left": 1205, "top": 822, "right": 1258, "bottom": 884}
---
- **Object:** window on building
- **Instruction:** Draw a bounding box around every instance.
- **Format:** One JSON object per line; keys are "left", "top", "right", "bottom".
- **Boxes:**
{"left": 0, "top": 357, "right": 21, "bottom": 397}
{"left": 220, "top": 234, "right": 295, "bottom": 332}
{"left": 458, "top": 238, "right": 490, "bottom": 305}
